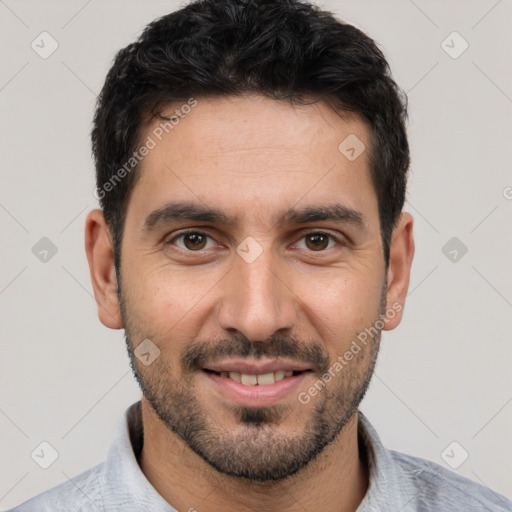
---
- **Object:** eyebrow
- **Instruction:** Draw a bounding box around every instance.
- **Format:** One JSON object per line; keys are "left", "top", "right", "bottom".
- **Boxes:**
{"left": 143, "top": 200, "right": 366, "bottom": 232}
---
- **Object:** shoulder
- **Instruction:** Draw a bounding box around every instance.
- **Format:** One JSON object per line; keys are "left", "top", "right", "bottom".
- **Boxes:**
{"left": 391, "top": 450, "right": 512, "bottom": 511}
{"left": 7, "top": 462, "right": 105, "bottom": 512}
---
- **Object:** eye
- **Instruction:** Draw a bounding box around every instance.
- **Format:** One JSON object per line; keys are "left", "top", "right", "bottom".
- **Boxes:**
{"left": 168, "top": 231, "right": 217, "bottom": 251}
{"left": 166, "top": 230, "right": 342, "bottom": 254}
{"left": 294, "top": 232, "right": 339, "bottom": 251}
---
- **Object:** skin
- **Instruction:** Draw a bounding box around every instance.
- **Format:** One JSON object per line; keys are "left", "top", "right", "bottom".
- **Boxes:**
{"left": 85, "top": 93, "right": 414, "bottom": 512}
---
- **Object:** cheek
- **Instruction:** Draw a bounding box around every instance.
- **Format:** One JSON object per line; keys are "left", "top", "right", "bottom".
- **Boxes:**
{"left": 292, "top": 268, "right": 383, "bottom": 341}
{"left": 124, "top": 265, "right": 222, "bottom": 338}
{"left": 123, "top": 243, "right": 384, "bottom": 351}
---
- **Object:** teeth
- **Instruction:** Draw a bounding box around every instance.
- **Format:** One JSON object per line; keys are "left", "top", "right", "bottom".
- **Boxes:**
{"left": 274, "top": 370, "right": 285, "bottom": 381}
{"left": 241, "top": 374, "right": 258, "bottom": 385}
{"left": 257, "top": 373, "right": 275, "bottom": 385}
{"left": 218, "top": 370, "right": 299, "bottom": 385}
{"left": 228, "top": 371, "right": 241, "bottom": 383}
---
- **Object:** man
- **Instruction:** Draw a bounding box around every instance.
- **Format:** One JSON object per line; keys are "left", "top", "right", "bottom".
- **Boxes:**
{"left": 10, "top": 0, "right": 511, "bottom": 510}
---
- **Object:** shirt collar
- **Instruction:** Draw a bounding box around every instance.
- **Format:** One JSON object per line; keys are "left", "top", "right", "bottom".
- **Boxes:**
{"left": 100, "top": 401, "right": 408, "bottom": 511}
{"left": 356, "top": 410, "right": 412, "bottom": 511}
{"left": 101, "top": 401, "right": 177, "bottom": 511}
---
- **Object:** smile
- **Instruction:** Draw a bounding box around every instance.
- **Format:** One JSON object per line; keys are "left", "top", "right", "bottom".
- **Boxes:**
{"left": 203, "top": 369, "right": 304, "bottom": 385}
{"left": 201, "top": 359, "right": 312, "bottom": 407}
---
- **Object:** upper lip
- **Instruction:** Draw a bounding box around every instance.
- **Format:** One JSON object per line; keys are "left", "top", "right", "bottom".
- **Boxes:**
{"left": 202, "top": 358, "right": 311, "bottom": 375}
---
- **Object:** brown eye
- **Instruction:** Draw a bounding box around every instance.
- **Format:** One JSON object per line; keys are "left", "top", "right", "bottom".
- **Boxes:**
{"left": 170, "top": 232, "right": 215, "bottom": 251}
{"left": 183, "top": 233, "right": 207, "bottom": 250}
{"left": 305, "top": 233, "right": 330, "bottom": 251}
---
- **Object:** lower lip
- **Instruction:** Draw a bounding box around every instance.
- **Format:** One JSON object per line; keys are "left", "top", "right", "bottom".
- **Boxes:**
{"left": 202, "top": 370, "right": 310, "bottom": 407}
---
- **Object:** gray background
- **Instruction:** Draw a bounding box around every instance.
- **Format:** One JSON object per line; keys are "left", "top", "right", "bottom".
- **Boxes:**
{"left": 1, "top": 0, "right": 511, "bottom": 509}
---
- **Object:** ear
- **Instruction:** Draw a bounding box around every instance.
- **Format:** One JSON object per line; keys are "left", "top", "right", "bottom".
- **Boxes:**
{"left": 383, "top": 212, "right": 415, "bottom": 330}
{"left": 84, "top": 209, "right": 124, "bottom": 329}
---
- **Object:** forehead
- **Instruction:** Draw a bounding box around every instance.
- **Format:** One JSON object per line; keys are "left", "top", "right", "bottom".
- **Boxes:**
{"left": 127, "top": 94, "right": 378, "bottom": 229}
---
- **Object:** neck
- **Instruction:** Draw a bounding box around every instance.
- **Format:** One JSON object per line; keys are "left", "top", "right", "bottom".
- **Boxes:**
{"left": 139, "top": 399, "right": 368, "bottom": 512}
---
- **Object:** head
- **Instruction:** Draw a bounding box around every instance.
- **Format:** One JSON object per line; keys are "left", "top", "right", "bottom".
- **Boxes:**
{"left": 86, "top": 0, "right": 414, "bottom": 482}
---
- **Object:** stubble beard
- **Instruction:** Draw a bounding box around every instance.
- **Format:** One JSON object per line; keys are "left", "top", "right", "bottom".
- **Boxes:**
{"left": 120, "top": 287, "right": 384, "bottom": 482}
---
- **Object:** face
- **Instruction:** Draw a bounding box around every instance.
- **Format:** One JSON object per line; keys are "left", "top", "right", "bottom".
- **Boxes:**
{"left": 105, "top": 94, "right": 400, "bottom": 481}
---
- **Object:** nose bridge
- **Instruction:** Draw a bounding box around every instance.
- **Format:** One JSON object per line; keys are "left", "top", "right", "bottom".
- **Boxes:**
{"left": 217, "top": 243, "right": 296, "bottom": 341}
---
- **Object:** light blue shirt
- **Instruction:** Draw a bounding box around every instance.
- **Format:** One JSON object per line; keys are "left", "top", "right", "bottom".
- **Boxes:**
{"left": 9, "top": 401, "right": 512, "bottom": 511}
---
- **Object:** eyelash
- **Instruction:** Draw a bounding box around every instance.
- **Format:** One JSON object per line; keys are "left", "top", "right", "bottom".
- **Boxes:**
{"left": 166, "top": 229, "right": 343, "bottom": 253}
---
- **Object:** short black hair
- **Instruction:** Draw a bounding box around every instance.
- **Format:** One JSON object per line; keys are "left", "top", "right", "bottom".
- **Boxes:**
{"left": 92, "top": 0, "right": 409, "bottom": 271}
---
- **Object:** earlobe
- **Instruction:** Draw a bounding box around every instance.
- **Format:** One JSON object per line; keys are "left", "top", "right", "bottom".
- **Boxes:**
{"left": 84, "top": 209, "right": 124, "bottom": 329}
{"left": 383, "top": 212, "right": 415, "bottom": 331}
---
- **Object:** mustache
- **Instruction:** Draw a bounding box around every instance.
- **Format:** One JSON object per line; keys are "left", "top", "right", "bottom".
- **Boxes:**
{"left": 181, "top": 332, "right": 330, "bottom": 375}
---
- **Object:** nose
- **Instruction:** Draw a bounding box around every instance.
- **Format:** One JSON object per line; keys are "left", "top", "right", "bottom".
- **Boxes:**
{"left": 216, "top": 245, "right": 298, "bottom": 342}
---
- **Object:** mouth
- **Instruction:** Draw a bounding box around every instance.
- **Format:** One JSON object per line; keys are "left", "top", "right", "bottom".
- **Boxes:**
{"left": 202, "top": 368, "right": 307, "bottom": 385}
{"left": 200, "top": 359, "right": 313, "bottom": 407}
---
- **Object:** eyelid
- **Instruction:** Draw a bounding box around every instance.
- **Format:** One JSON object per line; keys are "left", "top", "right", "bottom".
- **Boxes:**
{"left": 165, "top": 229, "right": 219, "bottom": 251}
{"left": 291, "top": 229, "right": 344, "bottom": 250}
{"left": 165, "top": 228, "right": 345, "bottom": 252}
